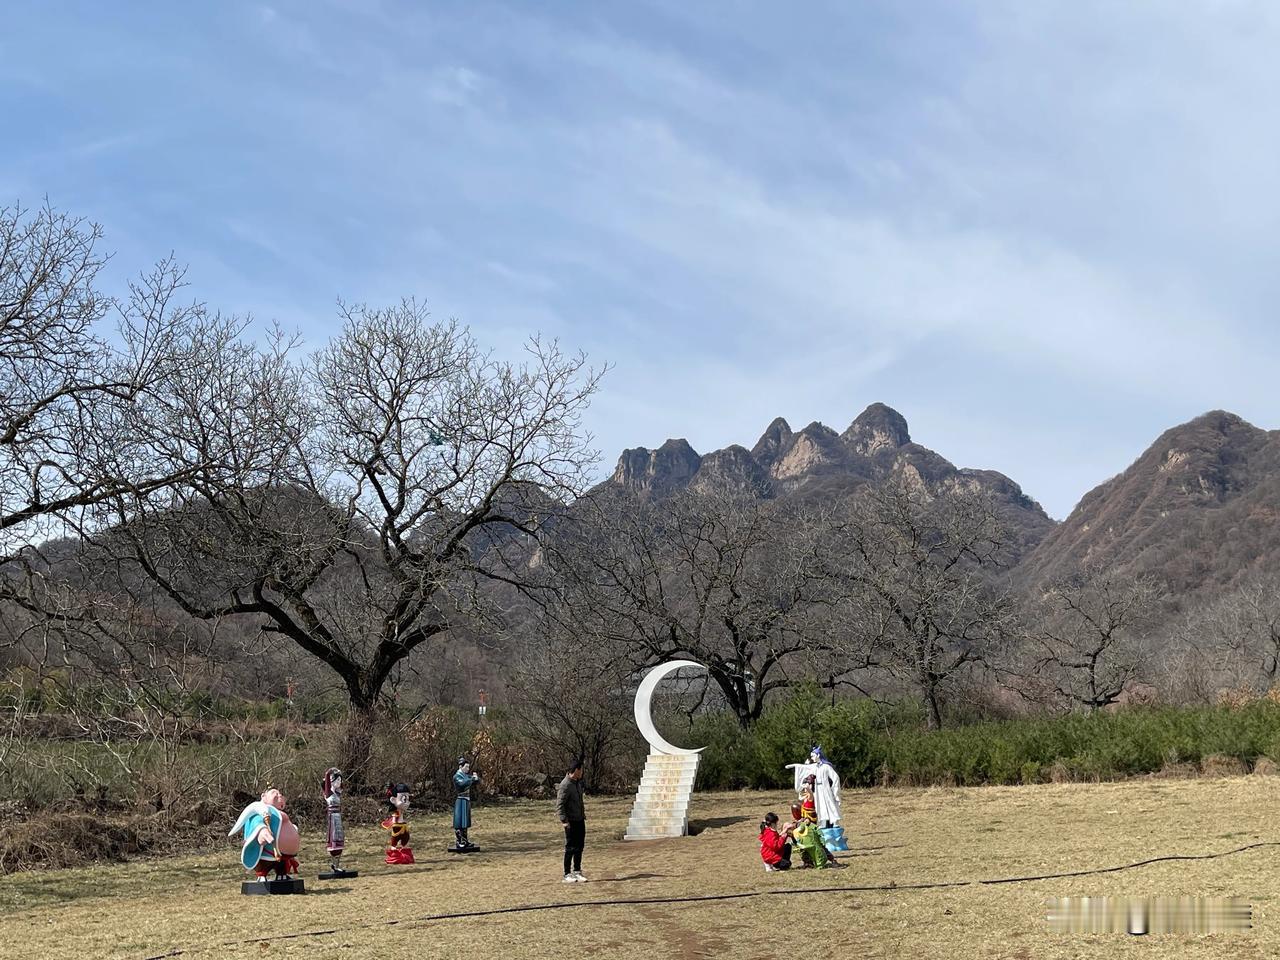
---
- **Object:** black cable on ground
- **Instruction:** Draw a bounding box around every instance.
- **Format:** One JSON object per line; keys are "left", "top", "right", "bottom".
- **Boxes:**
{"left": 141, "top": 840, "right": 1280, "bottom": 959}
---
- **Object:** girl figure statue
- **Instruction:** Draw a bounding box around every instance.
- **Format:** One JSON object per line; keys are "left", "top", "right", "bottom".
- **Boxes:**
{"left": 319, "top": 767, "right": 357, "bottom": 879}
{"left": 381, "top": 782, "right": 415, "bottom": 864}
{"left": 800, "top": 778, "right": 843, "bottom": 866}
{"left": 451, "top": 756, "right": 481, "bottom": 852}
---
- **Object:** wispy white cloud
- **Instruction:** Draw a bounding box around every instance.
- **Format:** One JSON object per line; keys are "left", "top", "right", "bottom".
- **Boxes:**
{"left": 424, "top": 65, "right": 489, "bottom": 107}
{"left": 486, "top": 259, "right": 558, "bottom": 294}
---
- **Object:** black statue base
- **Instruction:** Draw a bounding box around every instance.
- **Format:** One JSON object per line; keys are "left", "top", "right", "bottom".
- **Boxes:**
{"left": 242, "top": 878, "right": 306, "bottom": 895}
{"left": 318, "top": 868, "right": 359, "bottom": 880}
{"left": 447, "top": 844, "right": 481, "bottom": 854}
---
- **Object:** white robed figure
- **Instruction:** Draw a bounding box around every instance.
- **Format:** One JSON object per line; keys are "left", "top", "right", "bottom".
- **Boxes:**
{"left": 786, "top": 746, "right": 841, "bottom": 825}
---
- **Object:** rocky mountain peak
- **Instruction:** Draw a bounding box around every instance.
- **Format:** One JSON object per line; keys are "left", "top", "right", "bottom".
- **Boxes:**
{"left": 611, "top": 438, "right": 702, "bottom": 498}
{"left": 599, "top": 400, "right": 1052, "bottom": 565}
{"left": 691, "top": 444, "right": 770, "bottom": 495}
{"left": 842, "top": 403, "right": 911, "bottom": 456}
{"left": 750, "top": 417, "right": 794, "bottom": 466}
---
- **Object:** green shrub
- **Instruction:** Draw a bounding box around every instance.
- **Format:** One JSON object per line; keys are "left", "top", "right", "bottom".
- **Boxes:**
{"left": 687, "top": 691, "right": 1280, "bottom": 790}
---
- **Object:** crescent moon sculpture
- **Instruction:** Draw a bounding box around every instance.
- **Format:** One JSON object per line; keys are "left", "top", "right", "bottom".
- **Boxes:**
{"left": 633, "top": 660, "right": 706, "bottom": 756}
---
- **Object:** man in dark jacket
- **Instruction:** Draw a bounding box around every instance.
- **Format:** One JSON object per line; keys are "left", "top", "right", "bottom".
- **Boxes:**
{"left": 556, "top": 758, "right": 587, "bottom": 882}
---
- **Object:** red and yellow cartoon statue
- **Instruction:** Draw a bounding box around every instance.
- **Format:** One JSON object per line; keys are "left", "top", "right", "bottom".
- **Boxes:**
{"left": 381, "top": 782, "right": 415, "bottom": 865}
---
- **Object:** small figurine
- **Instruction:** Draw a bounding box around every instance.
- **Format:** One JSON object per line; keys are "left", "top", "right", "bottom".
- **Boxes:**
{"left": 229, "top": 787, "right": 305, "bottom": 894}
{"left": 449, "top": 756, "right": 481, "bottom": 853}
{"left": 381, "top": 782, "right": 415, "bottom": 864}
{"left": 319, "top": 767, "right": 358, "bottom": 880}
{"left": 800, "top": 777, "right": 819, "bottom": 826}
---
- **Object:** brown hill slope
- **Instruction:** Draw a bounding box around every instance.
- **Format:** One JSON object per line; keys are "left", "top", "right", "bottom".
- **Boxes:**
{"left": 1015, "top": 410, "right": 1280, "bottom": 594}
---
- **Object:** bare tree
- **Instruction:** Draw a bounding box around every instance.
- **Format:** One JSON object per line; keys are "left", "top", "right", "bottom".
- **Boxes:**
{"left": 1, "top": 202, "right": 208, "bottom": 567}
{"left": 1025, "top": 569, "right": 1163, "bottom": 711}
{"left": 98, "top": 301, "right": 602, "bottom": 776}
{"left": 1165, "top": 572, "right": 1280, "bottom": 701}
{"left": 825, "top": 479, "right": 1013, "bottom": 730}
{"left": 505, "top": 621, "right": 635, "bottom": 790}
{"left": 548, "top": 485, "right": 830, "bottom": 727}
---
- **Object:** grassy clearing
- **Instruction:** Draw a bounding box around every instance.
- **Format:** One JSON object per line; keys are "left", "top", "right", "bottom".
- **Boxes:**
{"left": 3, "top": 777, "right": 1280, "bottom": 959}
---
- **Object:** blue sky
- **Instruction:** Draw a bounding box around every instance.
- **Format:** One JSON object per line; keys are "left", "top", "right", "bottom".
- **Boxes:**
{"left": 4, "top": 1, "right": 1278, "bottom": 519}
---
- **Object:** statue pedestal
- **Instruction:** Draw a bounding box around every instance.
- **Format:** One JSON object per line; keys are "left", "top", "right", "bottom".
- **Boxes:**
{"left": 821, "top": 826, "right": 849, "bottom": 851}
{"left": 242, "top": 878, "right": 306, "bottom": 895}
{"left": 623, "top": 752, "right": 700, "bottom": 840}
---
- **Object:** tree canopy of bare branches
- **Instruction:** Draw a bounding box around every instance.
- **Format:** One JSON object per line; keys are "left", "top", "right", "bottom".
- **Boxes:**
{"left": 547, "top": 485, "right": 832, "bottom": 727}
{"left": 0, "top": 202, "right": 211, "bottom": 567}
{"left": 824, "top": 480, "right": 1014, "bottom": 729}
{"left": 92, "top": 301, "right": 602, "bottom": 774}
{"left": 1022, "top": 569, "right": 1163, "bottom": 712}
{"left": 1166, "top": 572, "right": 1280, "bottom": 702}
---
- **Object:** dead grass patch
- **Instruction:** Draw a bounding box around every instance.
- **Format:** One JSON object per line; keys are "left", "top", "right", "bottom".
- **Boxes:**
{"left": 2, "top": 782, "right": 1278, "bottom": 959}
{"left": 1201, "top": 754, "right": 1249, "bottom": 777}
{"left": 0, "top": 813, "right": 148, "bottom": 874}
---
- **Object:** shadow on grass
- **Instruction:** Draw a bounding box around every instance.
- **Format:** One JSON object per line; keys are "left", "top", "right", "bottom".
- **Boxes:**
{"left": 593, "top": 872, "right": 672, "bottom": 883}
{"left": 688, "top": 816, "right": 750, "bottom": 836}
{"left": 482, "top": 840, "right": 576, "bottom": 854}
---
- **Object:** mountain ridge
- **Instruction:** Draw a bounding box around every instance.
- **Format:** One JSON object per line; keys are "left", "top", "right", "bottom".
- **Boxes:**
{"left": 607, "top": 402, "right": 1055, "bottom": 563}
{"left": 606, "top": 404, "right": 1280, "bottom": 596}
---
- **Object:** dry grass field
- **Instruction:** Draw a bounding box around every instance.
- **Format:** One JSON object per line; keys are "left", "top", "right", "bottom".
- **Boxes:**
{"left": 2, "top": 776, "right": 1279, "bottom": 960}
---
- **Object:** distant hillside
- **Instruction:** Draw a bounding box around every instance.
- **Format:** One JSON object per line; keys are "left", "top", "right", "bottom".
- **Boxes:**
{"left": 606, "top": 402, "right": 1056, "bottom": 563}
{"left": 1015, "top": 411, "right": 1280, "bottom": 594}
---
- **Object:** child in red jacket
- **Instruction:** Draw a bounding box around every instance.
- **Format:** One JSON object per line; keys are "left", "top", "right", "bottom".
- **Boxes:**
{"left": 759, "top": 812, "right": 793, "bottom": 871}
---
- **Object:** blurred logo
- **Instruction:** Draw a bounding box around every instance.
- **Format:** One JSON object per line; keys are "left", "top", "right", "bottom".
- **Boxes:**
{"left": 1048, "top": 897, "right": 1251, "bottom": 934}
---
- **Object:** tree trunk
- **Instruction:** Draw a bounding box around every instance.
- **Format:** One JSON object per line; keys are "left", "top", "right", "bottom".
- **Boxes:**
{"left": 924, "top": 685, "right": 943, "bottom": 731}
{"left": 339, "top": 703, "right": 378, "bottom": 788}
{"left": 708, "top": 666, "right": 756, "bottom": 728}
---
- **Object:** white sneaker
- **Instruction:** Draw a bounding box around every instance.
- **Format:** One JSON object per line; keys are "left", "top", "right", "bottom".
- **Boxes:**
{"left": 764, "top": 863, "right": 777, "bottom": 872}
{"left": 563, "top": 873, "right": 577, "bottom": 883}
{"left": 572, "top": 871, "right": 589, "bottom": 882}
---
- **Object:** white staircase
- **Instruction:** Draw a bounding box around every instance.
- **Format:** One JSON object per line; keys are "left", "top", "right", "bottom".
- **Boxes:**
{"left": 623, "top": 752, "right": 700, "bottom": 840}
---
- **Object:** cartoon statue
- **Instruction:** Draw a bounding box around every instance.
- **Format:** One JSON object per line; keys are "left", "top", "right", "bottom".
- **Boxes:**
{"left": 785, "top": 746, "right": 848, "bottom": 851}
{"left": 789, "top": 802, "right": 829, "bottom": 869}
{"left": 381, "top": 782, "right": 415, "bottom": 865}
{"left": 799, "top": 779, "right": 843, "bottom": 865}
{"left": 229, "top": 787, "right": 305, "bottom": 894}
{"left": 319, "top": 767, "right": 357, "bottom": 879}
{"left": 450, "top": 756, "right": 481, "bottom": 853}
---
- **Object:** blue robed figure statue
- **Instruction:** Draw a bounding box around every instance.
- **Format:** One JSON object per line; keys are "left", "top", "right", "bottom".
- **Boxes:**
{"left": 452, "top": 756, "right": 480, "bottom": 852}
